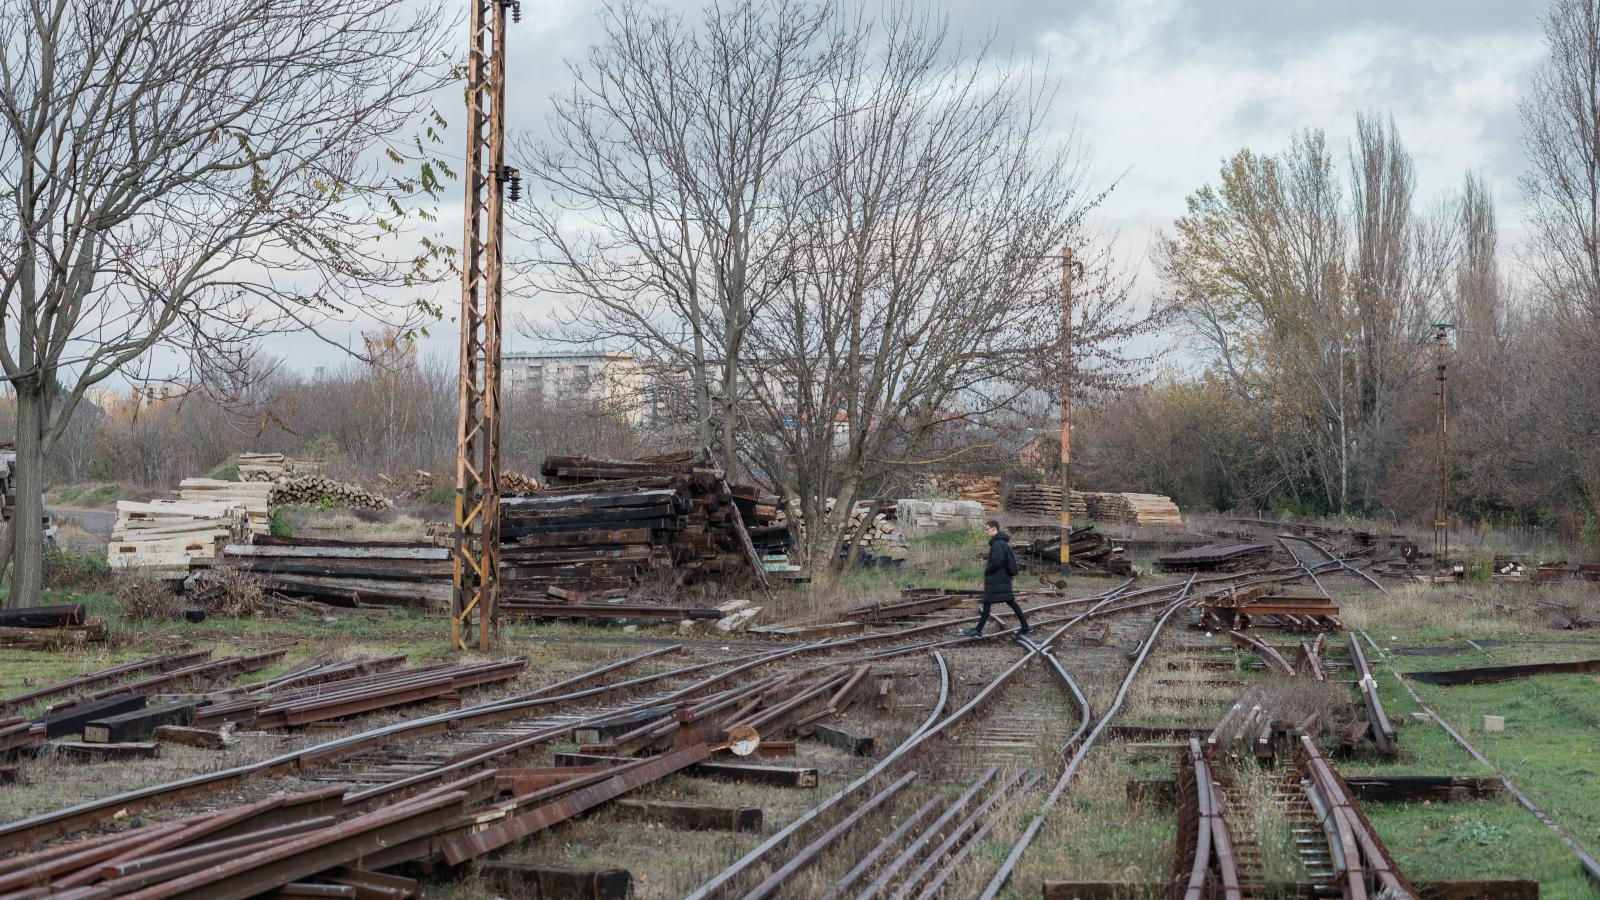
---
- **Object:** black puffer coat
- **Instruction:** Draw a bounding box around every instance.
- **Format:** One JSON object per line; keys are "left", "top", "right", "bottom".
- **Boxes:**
{"left": 982, "top": 531, "right": 1016, "bottom": 602}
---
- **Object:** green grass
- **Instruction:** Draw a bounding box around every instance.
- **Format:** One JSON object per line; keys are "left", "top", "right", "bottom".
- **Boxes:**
{"left": 1337, "top": 588, "right": 1600, "bottom": 898}
{"left": 44, "top": 482, "right": 123, "bottom": 508}
{"left": 207, "top": 456, "right": 240, "bottom": 481}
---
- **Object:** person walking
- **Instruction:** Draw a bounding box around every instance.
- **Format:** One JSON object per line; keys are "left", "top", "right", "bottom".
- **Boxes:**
{"left": 964, "top": 519, "right": 1032, "bottom": 637}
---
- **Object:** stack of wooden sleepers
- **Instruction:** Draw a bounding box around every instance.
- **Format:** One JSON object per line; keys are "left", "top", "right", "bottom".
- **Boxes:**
{"left": 497, "top": 451, "right": 785, "bottom": 615}
{"left": 108, "top": 499, "right": 250, "bottom": 571}
{"left": 0, "top": 604, "right": 107, "bottom": 649}
{"left": 1010, "top": 524, "right": 1133, "bottom": 576}
{"left": 1004, "top": 484, "right": 1089, "bottom": 518}
{"left": 936, "top": 474, "right": 1001, "bottom": 511}
{"left": 198, "top": 537, "right": 451, "bottom": 609}
{"left": 1083, "top": 492, "right": 1183, "bottom": 528}
{"left": 1004, "top": 485, "right": 1181, "bottom": 528}
{"left": 178, "top": 478, "right": 272, "bottom": 535}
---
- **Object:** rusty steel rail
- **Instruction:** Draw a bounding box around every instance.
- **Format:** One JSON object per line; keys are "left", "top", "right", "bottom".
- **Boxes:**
{"left": 1229, "top": 630, "right": 1298, "bottom": 677}
{"left": 1276, "top": 537, "right": 1331, "bottom": 599}
{"left": 1295, "top": 734, "right": 1417, "bottom": 900}
{"left": 978, "top": 575, "right": 1200, "bottom": 900}
{"left": 1289, "top": 536, "right": 1389, "bottom": 594}
{"left": 1347, "top": 633, "right": 1397, "bottom": 757}
{"left": 1173, "top": 739, "right": 1244, "bottom": 900}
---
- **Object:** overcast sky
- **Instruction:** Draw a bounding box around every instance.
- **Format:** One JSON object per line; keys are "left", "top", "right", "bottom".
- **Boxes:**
{"left": 242, "top": 0, "right": 1550, "bottom": 373}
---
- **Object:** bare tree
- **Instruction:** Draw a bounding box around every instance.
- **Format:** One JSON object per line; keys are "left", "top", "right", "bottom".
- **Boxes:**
{"left": 739, "top": 7, "right": 1153, "bottom": 571}
{"left": 510, "top": 0, "right": 846, "bottom": 481}
{"left": 0, "top": 0, "right": 453, "bottom": 605}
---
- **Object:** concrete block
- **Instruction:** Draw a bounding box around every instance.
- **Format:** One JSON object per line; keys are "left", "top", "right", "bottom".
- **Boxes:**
{"left": 1409, "top": 712, "right": 1433, "bottom": 725}
{"left": 1482, "top": 715, "right": 1505, "bottom": 733}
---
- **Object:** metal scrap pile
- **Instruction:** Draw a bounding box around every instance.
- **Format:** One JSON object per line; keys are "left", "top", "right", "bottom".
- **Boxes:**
{"left": 1010, "top": 523, "right": 1133, "bottom": 576}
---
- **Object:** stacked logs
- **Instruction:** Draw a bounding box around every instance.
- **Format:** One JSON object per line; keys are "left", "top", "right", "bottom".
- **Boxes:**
{"left": 270, "top": 475, "right": 393, "bottom": 510}
{"left": 935, "top": 474, "right": 1001, "bottom": 511}
{"left": 1004, "top": 484, "right": 1088, "bottom": 518}
{"left": 496, "top": 452, "right": 787, "bottom": 608}
{"left": 237, "top": 452, "right": 320, "bottom": 482}
{"left": 0, "top": 604, "right": 108, "bottom": 649}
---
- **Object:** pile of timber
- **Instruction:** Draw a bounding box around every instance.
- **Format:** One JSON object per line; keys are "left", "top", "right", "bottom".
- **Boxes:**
{"left": 376, "top": 469, "right": 438, "bottom": 502}
{"left": 108, "top": 499, "right": 249, "bottom": 570}
{"left": 0, "top": 605, "right": 107, "bottom": 649}
{"left": 1005, "top": 484, "right": 1088, "bottom": 519}
{"left": 503, "top": 471, "right": 543, "bottom": 494}
{"left": 936, "top": 474, "right": 1001, "bottom": 511}
{"left": 772, "top": 499, "right": 903, "bottom": 552}
{"left": 270, "top": 475, "right": 392, "bottom": 510}
{"left": 1084, "top": 492, "right": 1183, "bottom": 528}
{"left": 196, "top": 537, "right": 450, "bottom": 609}
{"left": 1004, "top": 485, "right": 1181, "bottom": 528}
{"left": 237, "top": 452, "right": 321, "bottom": 482}
{"left": 178, "top": 478, "right": 272, "bottom": 535}
{"left": 1011, "top": 524, "right": 1133, "bottom": 576}
{"left": 892, "top": 498, "right": 986, "bottom": 529}
{"left": 500, "top": 452, "right": 784, "bottom": 606}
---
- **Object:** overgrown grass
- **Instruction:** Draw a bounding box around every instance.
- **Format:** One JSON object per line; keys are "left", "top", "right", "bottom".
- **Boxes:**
{"left": 44, "top": 482, "right": 124, "bottom": 509}
{"left": 206, "top": 456, "right": 240, "bottom": 481}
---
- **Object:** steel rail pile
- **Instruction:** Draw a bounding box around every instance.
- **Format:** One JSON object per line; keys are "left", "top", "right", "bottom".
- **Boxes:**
{"left": 43, "top": 651, "right": 288, "bottom": 715}
{"left": 1, "top": 652, "right": 212, "bottom": 714}
{"left": 197, "top": 658, "right": 525, "bottom": 729}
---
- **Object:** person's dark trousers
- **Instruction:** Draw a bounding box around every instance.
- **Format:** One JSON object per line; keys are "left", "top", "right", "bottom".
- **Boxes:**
{"left": 974, "top": 598, "right": 1030, "bottom": 633}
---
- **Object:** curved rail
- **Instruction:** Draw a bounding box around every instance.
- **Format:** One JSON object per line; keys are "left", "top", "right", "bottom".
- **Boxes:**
{"left": 1176, "top": 739, "right": 1243, "bottom": 900}
{"left": 1288, "top": 535, "right": 1390, "bottom": 594}
{"left": 684, "top": 650, "right": 953, "bottom": 900}
{"left": 977, "top": 575, "right": 1199, "bottom": 900}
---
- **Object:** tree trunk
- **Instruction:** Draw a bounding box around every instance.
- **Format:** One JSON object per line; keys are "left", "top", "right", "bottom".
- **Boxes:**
{"left": 0, "top": 523, "right": 13, "bottom": 590}
{"left": 8, "top": 379, "right": 46, "bottom": 608}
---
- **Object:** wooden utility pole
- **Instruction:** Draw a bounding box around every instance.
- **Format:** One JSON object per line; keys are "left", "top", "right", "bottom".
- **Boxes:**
{"left": 1059, "top": 244, "right": 1073, "bottom": 576}
{"left": 1431, "top": 323, "right": 1454, "bottom": 570}
{"left": 452, "top": 0, "right": 516, "bottom": 651}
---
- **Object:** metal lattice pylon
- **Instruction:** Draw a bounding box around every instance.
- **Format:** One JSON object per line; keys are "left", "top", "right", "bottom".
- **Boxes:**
{"left": 452, "top": 0, "right": 509, "bottom": 652}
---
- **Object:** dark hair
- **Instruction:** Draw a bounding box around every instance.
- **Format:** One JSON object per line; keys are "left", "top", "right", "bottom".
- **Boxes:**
{"left": 985, "top": 519, "right": 1000, "bottom": 531}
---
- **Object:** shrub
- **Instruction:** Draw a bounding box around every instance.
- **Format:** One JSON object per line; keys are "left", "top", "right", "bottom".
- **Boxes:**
{"left": 42, "top": 548, "right": 110, "bottom": 590}
{"left": 114, "top": 574, "right": 181, "bottom": 622}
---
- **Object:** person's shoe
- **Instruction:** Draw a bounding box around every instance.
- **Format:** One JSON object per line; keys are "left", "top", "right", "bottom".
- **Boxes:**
{"left": 961, "top": 627, "right": 982, "bottom": 638}
{"left": 1018, "top": 623, "right": 1034, "bottom": 635}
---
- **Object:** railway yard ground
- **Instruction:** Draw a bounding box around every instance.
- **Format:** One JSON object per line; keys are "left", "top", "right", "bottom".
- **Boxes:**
{"left": 4, "top": 524, "right": 1600, "bottom": 899}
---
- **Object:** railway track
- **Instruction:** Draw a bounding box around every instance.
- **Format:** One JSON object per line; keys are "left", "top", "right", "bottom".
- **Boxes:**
{"left": 2, "top": 563, "right": 1373, "bottom": 897}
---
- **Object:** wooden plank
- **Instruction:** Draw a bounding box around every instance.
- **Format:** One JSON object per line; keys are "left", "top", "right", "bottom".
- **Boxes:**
{"left": 223, "top": 545, "right": 448, "bottom": 560}
{"left": 153, "top": 725, "right": 226, "bottom": 750}
{"left": 84, "top": 702, "right": 196, "bottom": 743}
{"left": 612, "top": 800, "right": 762, "bottom": 832}
{"left": 40, "top": 693, "right": 144, "bottom": 738}
{"left": 53, "top": 740, "right": 160, "bottom": 761}
{"left": 810, "top": 724, "right": 877, "bottom": 756}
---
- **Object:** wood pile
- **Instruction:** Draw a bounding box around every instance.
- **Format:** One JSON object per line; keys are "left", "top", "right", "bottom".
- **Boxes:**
{"left": 503, "top": 471, "right": 543, "bottom": 494}
{"left": 772, "top": 499, "right": 903, "bottom": 552}
{"left": 1011, "top": 524, "right": 1132, "bottom": 576}
{"left": 936, "top": 474, "right": 1001, "bottom": 511}
{"left": 196, "top": 537, "right": 451, "bottom": 609}
{"left": 0, "top": 604, "right": 108, "bottom": 649}
{"left": 1083, "top": 492, "right": 1183, "bottom": 528}
{"left": 376, "top": 469, "right": 438, "bottom": 502}
{"left": 270, "top": 475, "right": 392, "bottom": 510}
{"left": 498, "top": 451, "right": 783, "bottom": 608}
{"left": 1004, "top": 485, "right": 1181, "bottom": 528}
{"left": 1004, "top": 484, "right": 1088, "bottom": 518}
{"left": 108, "top": 499, "right": 249, "bottom": 570}
{"left": 178, "top": 479, "right": 272, "bottom": 534}
{"left": 893, "top": 498, "right": 986, "bottom": 529}
{"left": 237, "top": 452, "right": 320, "bottom": 482}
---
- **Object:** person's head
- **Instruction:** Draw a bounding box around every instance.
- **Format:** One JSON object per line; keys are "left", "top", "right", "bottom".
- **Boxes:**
{"left": 984, "top": 519, "right": 1000, "bottom": 537}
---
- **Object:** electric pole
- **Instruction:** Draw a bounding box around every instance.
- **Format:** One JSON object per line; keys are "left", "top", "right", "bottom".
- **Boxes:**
{"left": 452, "top": 0, "right": 517, "bottom": 651}
{"left": 1058, "top": 245, "right": 1073, "bottom": 576}
{"left": 1431, "top": 323, "right": 1454, "bottom": 571}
